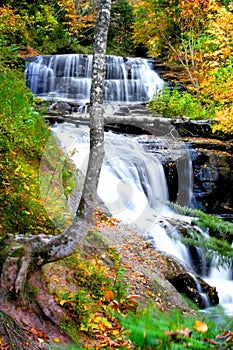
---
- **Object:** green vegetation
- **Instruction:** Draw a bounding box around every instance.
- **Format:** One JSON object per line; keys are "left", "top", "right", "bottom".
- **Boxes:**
{"left": 50, "top": 346, "right": 87, "bottom": 350}
{"left": 107, "top": 0, "right": 135, "bottom": 56}
{"left": 49, "top": 303, "right": 233, "bottom": 349}
{"left": 168, "top": 202, "right": 233, "bottom": 238}
{"left": 167, "top": 202, "right": 233, "bottom": 268}
{"left": 0, "top": 0, "right": 136, "bottom": 63}
{"left": 44, "top": 246, "right": 133, "bottom": 347}
{"left": 0, "top": 68, "right": 52, "bottom": 236}
{"left": 0, "top": 68, "right": 75, "bottom": 236}
{"left": 118, "top": 306, "right": 233, "bottom": 349}
{"left": 39, "top": 131, "right": 76, "bottom": 231}
{"left": 133, "top": 0, "right": 233, "bottom": 133}
{"left": 149, "top": 87, "right": 216, "bottom": 120}
{"left": 45, "top": 245, "right": 233, "bottom": 349}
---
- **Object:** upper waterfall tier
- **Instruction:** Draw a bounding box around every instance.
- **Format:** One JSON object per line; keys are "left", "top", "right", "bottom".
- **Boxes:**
{"left": 24, "top": 54, "right": 164, "bottom": 103}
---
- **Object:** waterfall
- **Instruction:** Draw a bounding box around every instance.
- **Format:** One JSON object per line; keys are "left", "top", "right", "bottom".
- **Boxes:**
{"left": 205, "top": 263, "right": 233, "bottom": 316}
{"left": 45, "top": 123, "right": 191, "bottom": 263}
{"left": 24, "top": 54, "right": 164, "bottom": 103}
{"left": 41, "top": 123, "right": 233, "bottom": 316}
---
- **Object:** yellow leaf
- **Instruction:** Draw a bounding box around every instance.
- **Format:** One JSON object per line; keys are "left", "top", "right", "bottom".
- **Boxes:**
{"left": 53, "top": 337, "right": 60, "bottom": 343}
{"left": 194, "top": 320, "right": 208, "bottom": 333}
{"left": 0, "top": 336, "right": 4, "bottom": 345}
{"left": 15, "top": 165, "right": 21, "bottom": 173}
{"left": 23, "top": 183, "right": 30, "bottom": 191}
{"left": 112, "top": 329, "right": 120, "bottom": 336}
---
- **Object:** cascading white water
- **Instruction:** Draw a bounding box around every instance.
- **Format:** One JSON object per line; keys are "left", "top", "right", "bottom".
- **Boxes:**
{"left": 48, "top": 123, "right": 192, "bottom": 263}
{"left": 42, "top": 123, "right": 233, "bottom": 316}
{"left": 204, "top": 263, "right": 233, "bottom": 316}
{"left": 25, "top": 54, "right": 164, "bottom": 103}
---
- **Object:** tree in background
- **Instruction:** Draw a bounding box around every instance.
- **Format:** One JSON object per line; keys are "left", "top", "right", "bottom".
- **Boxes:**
{"left": 195, "top": 2, "right": 233, "bottom": 133}
{"left": 56, "top": 0, "right": 98, "bottom": 48}
{"left": 0, "top": 0, "right": 135, "bottom": 57}
{"left": 0, "top": 5, "right": 30, "bottom": 67}
{"left": 108, "top": 0, "right": 135, "bottom": 55}
{"left": 0, "top": 0, "right": 98, "bottom": 55}
{"left": 132, "top": 0, "right": 214, "bottom": 84}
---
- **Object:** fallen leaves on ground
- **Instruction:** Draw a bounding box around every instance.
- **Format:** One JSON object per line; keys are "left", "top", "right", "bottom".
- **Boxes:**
{"left": 216, "top": 330, "right": 233, "bottom": 343}
{"left": 0, "top": 335, "right": 11, "bottom": 350}
{"left": 26, "top": 327, "right": 49, "bottom": 343}
{"left": 80, "top": 311, "right": 132, "bottom": 348}
{"left": 95, "top": 211, "right": 119, "bottom": 227}
{"left": 164, "top": 321, "right": 233, "bottom": 348}
{"left": 104, "top": 289, "right": 114, "bottom": 303}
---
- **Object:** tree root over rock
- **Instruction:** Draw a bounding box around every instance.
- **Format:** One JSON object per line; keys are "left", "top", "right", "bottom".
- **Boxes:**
{"left": 0, "top": 220, "right": 89, "bottom": 349}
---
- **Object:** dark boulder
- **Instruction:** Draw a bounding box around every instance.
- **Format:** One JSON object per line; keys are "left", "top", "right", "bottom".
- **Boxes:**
{"left": 162, "top": 255, "right": 219, "bottom": 308}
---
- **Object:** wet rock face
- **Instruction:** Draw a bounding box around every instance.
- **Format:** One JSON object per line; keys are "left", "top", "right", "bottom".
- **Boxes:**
{"left": 187, "top": 139, "right": 233, "bottom": 214}
{"left": 167, "top": 273, "right": 219, "bottom": 308}
{"left": 162, "top": 255, "right": 219, "bottom": 308}
{"left": 139, "top": 135, "right": 233, "bottom": 215}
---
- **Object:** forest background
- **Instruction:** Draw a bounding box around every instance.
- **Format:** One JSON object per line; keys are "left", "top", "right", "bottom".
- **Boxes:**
{"left": 1, "top": 0, "right": 233, "bottom": 133}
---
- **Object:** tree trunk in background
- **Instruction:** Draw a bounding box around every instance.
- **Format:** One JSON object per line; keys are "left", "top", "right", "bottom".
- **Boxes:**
{"left": 78, "top": 0, "right": 112, "bottom": 221}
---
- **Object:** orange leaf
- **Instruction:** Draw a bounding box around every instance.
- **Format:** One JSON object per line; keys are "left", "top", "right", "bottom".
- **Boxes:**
{"left": 104, "top": 290, "right": 114, "bottom": 302}
{"left": 194, "top": 320, "right": 208, "bottom": 333}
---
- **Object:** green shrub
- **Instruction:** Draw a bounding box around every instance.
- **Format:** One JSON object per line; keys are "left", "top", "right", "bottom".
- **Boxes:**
{"left": 50, "top": 248, "right": 131, "bottom": 343}
{"left": 149, "top": 87, "right": 215, "bottom": 120}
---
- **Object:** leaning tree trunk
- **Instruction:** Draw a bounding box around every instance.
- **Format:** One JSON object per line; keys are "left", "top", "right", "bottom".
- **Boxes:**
{"left": 78, "top": 0, "right": 112, "bottom": 221}
{"left": 0, "top": 1, "right": 112, "bottom": 345}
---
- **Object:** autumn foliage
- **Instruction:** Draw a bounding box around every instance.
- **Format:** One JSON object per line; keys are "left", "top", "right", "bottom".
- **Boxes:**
{"left": 132, "top": 0, "right": 233, "bottom": 133}
{"left": 57, "top": 0, "right": 97, "bottom": 41}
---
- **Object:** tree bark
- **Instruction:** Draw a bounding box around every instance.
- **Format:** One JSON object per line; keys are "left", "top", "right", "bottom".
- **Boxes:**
{"left": 78, "top": 0, "right": 112, "bottom": 221}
